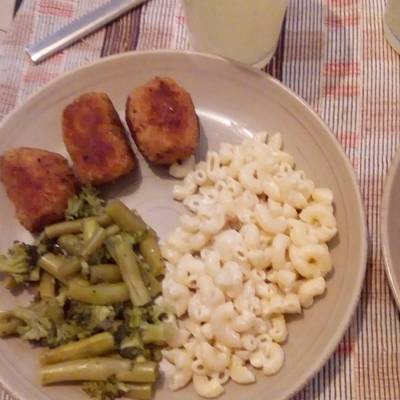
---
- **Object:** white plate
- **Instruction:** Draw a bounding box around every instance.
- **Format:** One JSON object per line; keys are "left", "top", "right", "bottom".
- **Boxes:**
{"left": 381, "top": 148, "right": 400, "bottom": 310}
{"left": 0, "top": 50, "right": 367, "bottom": 400}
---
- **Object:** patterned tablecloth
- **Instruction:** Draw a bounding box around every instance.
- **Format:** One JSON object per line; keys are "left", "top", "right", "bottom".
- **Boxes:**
{"left": 0, "top": 0, "right": 399, "bottom": 399}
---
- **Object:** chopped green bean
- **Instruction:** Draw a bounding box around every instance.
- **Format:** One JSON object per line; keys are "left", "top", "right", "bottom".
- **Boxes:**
{"left": 116, "top": 361, "right": 158, "bottom": 383}
{"left": 105, "top": 224, "right": 120, "bottom": 237}
{"left": 108, "top": 236, "right": 151, "bottom": 306}
{"left": 39, "top": 271, "right": 55, "bottom": 299}
{"left": 45, "top": 214, "right": 113, "bottom": 239}
{"left": 40, "top": 332, "right": 115, "bottom": 365}
{"left": 40, "top": 357, "right": 132, "bottom": 384}
{"left": 139, "top": 234, "right": 165, "bottom": 277}
{"left": 57, "top": 234, "right": 82, "bottom": 256}
{"left": 65, "top": 282, "right": 130, "bottom": 305}
{"left": 80, "top": 227, "right": 107, "bottom": 260}
{"left": 90, "top": 264, "right": 122, "bottom": 284}
{"left": 125, "top": 383, "right": 153, "bottom": 400}
{"left": 141, "top": 323, "right": 172, "bottom": 345}
{"left": 38, "top": 254, "right": 81, "bottom": 281}
{"left": 83, "top": 218, "right": 98, "bottom": 242}
{"left": 106, "top": 200, "right": 147, "bottom": 235}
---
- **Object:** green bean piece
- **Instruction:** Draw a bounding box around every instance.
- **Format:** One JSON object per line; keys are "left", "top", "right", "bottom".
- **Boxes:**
{"left": 57, "top": 234, "right": 82, "bottom": 256}
{"left": 39, "top": 271, "right": 55, "bottom": 299}
{"left": 0, "top": 319, "right": 22, "bottom": 337}
{"left": 105, "top": 224, "right": 120, "bottom": 237}
{"left": 108, "top": 236, "right": 151, "bottom": 306}
{"left": 83, "top": 218, "right": 98, "bottom": 242}
{"left": 139, "top": 235, "right": 165, "bottom": 277}
{"left": 65, "top": 282, "right": 130, "bottom": 305}
{"left": 45, "top": 220, "right": 83, "bottom": 239}
{"left": 141, "top": 323, "right": 172, "bottom": 345}
{"left": 141, "top": 266, "right": 162, "bottom": 298}
{"left": 116, "top": 361, "right": 158, "bottom": 383}
{"left": 106, "top": 200, "right": 147, "bottom": 234}
{"left": 40, "top": 332, "right": 115, "bottom": 365}
{"left": 80, "top": 227, "right": 107, "bottom": 259}
{"left": 40, "top": 357, "right": 132, "bottom": 384}
{"left": 45, "top": 214, "right": 113, "bottom": 239}
{"left": 125, "top": 383, "right": 153, "bottom": 400}
{"left": 38, "top": 253, "right": 81, "bottom": 281}
{"left": 90, "top": 264, "right": 122, "bottom": 284}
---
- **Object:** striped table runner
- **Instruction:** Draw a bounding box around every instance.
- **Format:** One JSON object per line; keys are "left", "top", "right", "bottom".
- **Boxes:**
{"left": 0, "top": 0, "right": 399, "bottom": 399}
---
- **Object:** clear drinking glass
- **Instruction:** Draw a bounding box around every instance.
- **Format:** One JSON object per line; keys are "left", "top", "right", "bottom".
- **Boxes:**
{"left": 182, "top": 0, "right": 288, "bottom": 67}
{"left": 384, "top": 0, "right": 400, "bottom": 54}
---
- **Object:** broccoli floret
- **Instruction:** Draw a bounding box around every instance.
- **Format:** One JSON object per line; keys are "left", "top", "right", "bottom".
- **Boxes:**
{"left": 65, "top": 301, "right": 116, "bottom": 336}
{"left": 82, "top": 377, "right": 131, "bottom": 400}
{"left": 66, "top": 186, "right": 105, "bottom": 220}
{"left": 0, "top": 242, "right": 39, "bottom": 285}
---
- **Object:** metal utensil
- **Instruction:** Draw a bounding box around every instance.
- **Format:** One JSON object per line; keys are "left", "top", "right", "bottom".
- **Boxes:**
{"left": 26, "top": 0, "right": 148, "bottom": 63}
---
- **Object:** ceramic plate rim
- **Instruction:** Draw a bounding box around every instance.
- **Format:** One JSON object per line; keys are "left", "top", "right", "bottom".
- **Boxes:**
{"left": 0, "top": 49, "right": 368, "bottom": 400}
{"left": 381, "top": 148, "right": 400, "bottom": 310}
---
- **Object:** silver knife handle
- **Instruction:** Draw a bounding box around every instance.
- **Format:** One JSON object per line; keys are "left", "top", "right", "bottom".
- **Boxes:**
{"left": 26, "top": 0, "right": 147, "bottom": 63}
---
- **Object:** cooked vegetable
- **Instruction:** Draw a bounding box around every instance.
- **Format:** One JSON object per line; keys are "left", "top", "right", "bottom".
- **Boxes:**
{"left": 38, "top": 253, "right": 81, "bottom": 281}
{"left": 0, "top": 242, "right": 39, "bottom": 285}
{"left": 90, "top": 264, "right": 122, "bottom": 284}
{"left": 40, "top": 332, "right": 115, "bottom": 365}
{"left": 106, "top": 236, "right": 151, "bottom": 306}
{"left": 40, "top": 357, "right": 132, "bottom": 384}
{"left": 125, "top": 383, "right": 153, "bottom": 400}
{"left": 82, "top": 377, "right": 131, "bottom": 400}
{"left": 139, "top": 234, "right": 165, "bottom": 277}
{"left": 0, "top": 190, "right": 167, "bottom": 400}
{"left": 66, "top": 186, "right": 105, "bottom": 220}
{"left": 39, "top": 271, "right": 56, "bottom": 299}
{"left": 106, "top": 200, "right": 147, "bottom": 236}
{"left": 65, "top": 283, "right": 130, "bottom": 305}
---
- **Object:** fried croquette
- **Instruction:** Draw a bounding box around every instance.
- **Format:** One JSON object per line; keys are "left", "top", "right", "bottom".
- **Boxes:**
{"left": 0, "top": 148, "right": 77, "bottom": 233}
{"left": 126, "top": 77, "right": 199, "bottom": 165}
{"left": 63, "top": 92, "right": 136, "bottom": 185}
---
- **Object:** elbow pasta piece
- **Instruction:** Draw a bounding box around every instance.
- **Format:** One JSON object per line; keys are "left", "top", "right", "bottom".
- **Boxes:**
{"left": 201, "top": 323, "right": 214, "bottom": 340}
{"left": 229, "top": 355, "right": 256, "bottom": 384}
{"left": 297, "top": 277, "right": 326, "bottom": 308}
{"left": 180, "top": 214, "right": 201, "bottom": 233}
{"left": 241, "top": 334, "right": 258, "bottom": 351}
{"left": 225, "top": 176, "right": 243, "bottom": 197}
{"left": 240, "top": 223, "right": 260, "bottom": 250}
{"left": 209, "top": 370, "right": 230, "bottom": 386}
{"left": 254, "top": 131, "right": 268, "bottom": 143}
{"left": 239, "top": 162, "right": 263, "bottom": 194}
{"left": 275, "top": 269, "right": 297, "bottom": 292}
{"left": 312, "top": 188, "right": 334, "bottom": 205}
{"left": 188, "top": 294, "right": 211, "bottom": 323}
{"left": 231, "top": 310, "right": 256, "bottom": 333}
{"left": 215, "top": 261, "right": 243, "bottom": 298}
{"left": 261, "top": 342, "right": 285, "bottom": 375}
{"left": 169, "top": 368, "right": 193, "bottom": 391}
{"left": 268, "top": 314, "right": 287, "bottom": 343}
{"left": 192, "top": 374, "right": 225, "bottom": 398}
{"left": 288, "top": 219, "right": 318, "bottom": 246}
{"left": 219, "top": 142, "right": 234, "bottom": 164}
{"left": 213, "top": 230, "right": 243, "bottom": 262}
{"left": 271, "top": 233, "right": 291, "bottom": 270}
{"left": 162, "top": 278, "right": 190, "bottom": 317}
{"left": 206, "top": 151, "right": 225, "bottom": 182}
{"left": 200, "top": 249, "right": 221, "bottom": 280}
{"left": 193, "top": 169, "right": 210, "bottom": 186}
{"left": 289, "top": 243, "right": 332, "bottom": 278}
{"left": 247, "top": 248, "right": 273, "bottom": 270}
{"left": 160, "top": 243, "right": 182, "bottom": 264}
{"left": 169, "top": 155, "right": 195, "bottom": 178}
{"left": 175, "top": 254, "right": 205, "bottom": 289}
{"left": 255, "top": 203, "right": 288, "bottom": 234}
{"left": 198, "top": 275, "right": 225, "bottom": 308}
{"left": 199, "top": 341, "right": 230, "bottom": 372}
{"left": 167, "top": 327, "right": 191, "bottom": 348}
{"left": 210, "top": 302, "right": 242, "bottom": 348}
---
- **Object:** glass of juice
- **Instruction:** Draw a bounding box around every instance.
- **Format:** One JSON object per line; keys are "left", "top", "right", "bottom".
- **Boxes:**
{"left": 182, "top": 0, "right": 288, "bottom": 67}
{"left": 384, "top": 0, "right": 400, "bottom": 54}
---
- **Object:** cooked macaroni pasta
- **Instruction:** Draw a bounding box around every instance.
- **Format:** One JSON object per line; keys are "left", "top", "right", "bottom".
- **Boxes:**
{"left": 162, "top": 132, "right": 337, "bottom": 398}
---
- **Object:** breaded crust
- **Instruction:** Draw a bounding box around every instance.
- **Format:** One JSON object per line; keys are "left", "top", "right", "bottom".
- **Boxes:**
{"left": 63, "top": 92, "right": 136, "bottom": 185}
{"left": 126, "top": 77, "right": 199, "bottom": 165}
{"left": 0, "top": 148, "right": 77, "bottom": 233}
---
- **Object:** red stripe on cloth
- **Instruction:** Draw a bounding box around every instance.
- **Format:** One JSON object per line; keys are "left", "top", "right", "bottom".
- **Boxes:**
{"left": 336, "top": 131, "right": 360, "bottom": 149}
{"left": 325, "top": 62, "right": 360, "bottom": 77}
{"left": 328, "top": 0, "right": 359, "bottom": 6}
{"left": 323, "top": 84, "right": 359, "bottom": 96}
{"left": 325, "top": 10, "right": 360, "bottom": 27}
{"left": 23, "top": 69, "right": 58, "bottom": 84}
{"left": 38, "top": 0, "right": 74, "bottom": 18}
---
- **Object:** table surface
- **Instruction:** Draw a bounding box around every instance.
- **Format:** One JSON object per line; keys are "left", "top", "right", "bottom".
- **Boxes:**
{"left": 0, "top": 1, "right": 399, "bottom": 399}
